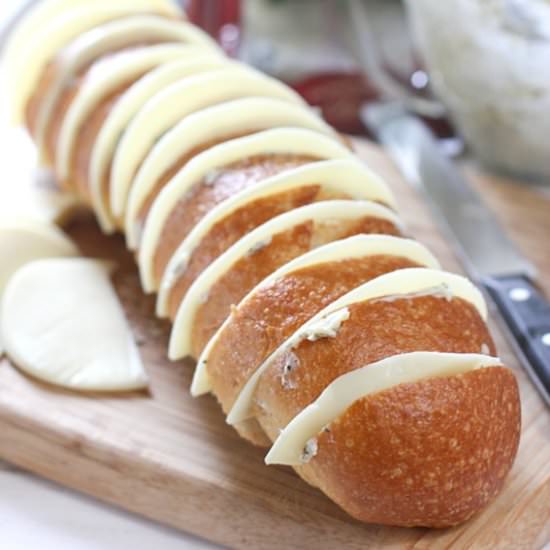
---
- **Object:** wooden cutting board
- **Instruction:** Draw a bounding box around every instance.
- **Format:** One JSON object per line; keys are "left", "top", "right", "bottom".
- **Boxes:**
{"left": 0, "top": 139, "right": 549, "bottom": 550}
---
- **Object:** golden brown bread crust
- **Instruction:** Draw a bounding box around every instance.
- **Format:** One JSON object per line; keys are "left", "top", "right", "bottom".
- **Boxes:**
{"left": 192, "top": 216, "right": 402, "bottom": 358}
{"left": 165, "top": 184, "right": 319, "bottom": 318}
{"left": 207, "top": 255, "right": 421, "bottom": 422}
{"left": 255, "top": 296, "right": 495, "bottom": 439}
{"left": 164, "top": 183, "right": 358, "bottom": 320}
{"left": 151, "top": 154, "right": 319, "bottom": 286}
{"left": 135, "top": 132, "right": 252, "bottom": 226}
{"left": 134, "top": 138, "right": 353, "bottom": 232}
{"left": 301, "top": 366, "right": 520, "bottom": 527}
{"left": 78, "top": 105, "right": 279, "bottom": 226}
{"left": 72, "top": 85, "right": 131, "bottom": 201}
{"left": 210, "top": 256, "right": 422, "bottom": 446}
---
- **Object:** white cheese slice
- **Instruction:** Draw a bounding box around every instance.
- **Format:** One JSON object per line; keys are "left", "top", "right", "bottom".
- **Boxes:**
{"left": 35, "top": 16, "right": 219, "bottom": 157}
{"left": 169, "top": 199, "right": 401, "bottom": 361}
{"left": 56, "top": 42, "right": 219, "bottom": 184}
{"left": 191, "top": 234, "right": 439, "bottom": 396}
{"left": 226, "top": 267, "right": 487, "bottom": 425}
{"left": 265, "top": 352, "right": 503, "bottom": 465}
{"left": 157, "top": 158, "right": 396, "bottom": 317}
{"left": 138, "top": 128, "right": 354, "bottom": 292}
{"left": 0, "top": 219, "right": 78, "bottom": 356}
{"left": 110, "top": 66, "right": 306, "bottom": 220}
{"left": 6, "top": 1, "right": 185, "bottom": 124}
{"left": 0, "top": 219, "right": 79, "bottom": 294}
{"left": 0, "top": 258, "right": 147, "bottom": 392}
{"left": 89, "top": 53, "right": 226, "bottom": 232}
{"left": 125, "top": 98, "right": 339, "bottom": 249}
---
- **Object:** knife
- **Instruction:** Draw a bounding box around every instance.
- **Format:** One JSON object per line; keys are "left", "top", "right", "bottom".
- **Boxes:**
{"left": 362, "top": 102, "right": 550, "bottom": 407}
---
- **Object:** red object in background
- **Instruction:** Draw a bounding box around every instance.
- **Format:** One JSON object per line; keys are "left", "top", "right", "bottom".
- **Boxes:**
{"left": 186, "top": 0, "right": 242, "bottom": 56}
{"left": 293, "top": 67, "right": 454, "bottom": 138}
{"left": 293, "top": 72, "right": 380, "bottom": 136}
{"left": 186, "top": 1, "right": 453, "bottom": 138}
{"left": 185, "top": 1, "right": 382, "bottom": 135}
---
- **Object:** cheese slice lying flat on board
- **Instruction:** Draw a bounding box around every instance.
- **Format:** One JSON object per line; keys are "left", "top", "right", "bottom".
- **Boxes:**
{"left": 0, "top": 219, "right": 79, "bottom": 294}
{"left": 169, "top": 199, "right": 401, "bottom": 361}
{"left": 157, "top": 159, "right": 397, "bottom": 317}
{"left": 125, "top": 98, "right": 339, "bottom": 249}
{"left": 110, "top": 66, "right": 306, "bottom": 219}
{"left": 56, "top": 42, "right": 219, "bottom": 183}
{"left": 265, "top": 352, "right": 503, "bottom": 465}
{"left": 227, "top": 267, "right": 487, "bottom": 425}
{"left": 138, "top": 128, "right": 354, "bottom": 292}
{"left": 191, "top": 234, "right": 440, "bottom": 396}
{"left": 7, "top": 1, "right": 185, "bottom": 124}
{"left": 1, "top": 259, "right": 147, "bottom": 392}
{"left": 0, "top": 220, "right": 78, "bottom": 357}
{"left": 36, "top": 16, "right": 218, "bottom": 157}
{"left": 90, "top": 53, "right": 226, "bottom": 232}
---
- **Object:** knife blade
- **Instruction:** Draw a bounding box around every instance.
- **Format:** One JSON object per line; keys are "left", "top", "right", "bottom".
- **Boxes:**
{"left": 362, "top": 101, "right": 550, "bottom": 407}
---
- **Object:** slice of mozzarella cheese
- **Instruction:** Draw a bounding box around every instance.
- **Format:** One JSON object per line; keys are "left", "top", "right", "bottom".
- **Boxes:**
{"left": 138, "top": 128, "right": 354, "bottom": 292}
{"left": 90, "top": 54, "right": 226, "bottom": 232}
{"left": 0, "top": 220, "right": 79, "bottom": 356}
{"left": 191, "top": 234, "right": 439, "bottom": 396}
{"left": 169, "top": 199, "right": 402, "bottom": 361}
{"left": 1, "top": 258, "right": 147, "bottom": 391}
{"left": 7, "top": 1, "right": 188, "bottom": 124}
{"left": 226, "top": 267, "right": 487, "bottom": 425}
{"left": 110, "top": 66, "right": 307, "bottom": 219}
{"left": 157, "top": 159, "right": 396, "bottom": 317}
{"left": 0, "top": 219, "right": 79, "bottom": 293}
{"left": 125, "top": 98, "right": 338, "bottom": 249}
{"left": 265, "top": 352, "right": 503, "bottom": 465}
{"left": 36, "top": 16, "right": 219, "bottom": 155}
{"left": 56, "top": 43, "right": 220, "bottom": 183}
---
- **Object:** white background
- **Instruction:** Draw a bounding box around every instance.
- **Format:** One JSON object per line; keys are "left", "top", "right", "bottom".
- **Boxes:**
{"left": 0, "top": 460, "right": 216, "bottom": 549}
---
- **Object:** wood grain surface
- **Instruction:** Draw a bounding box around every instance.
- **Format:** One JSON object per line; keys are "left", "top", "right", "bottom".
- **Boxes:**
{"left": 0, "top": 140, "right": 549, "bottom": 549}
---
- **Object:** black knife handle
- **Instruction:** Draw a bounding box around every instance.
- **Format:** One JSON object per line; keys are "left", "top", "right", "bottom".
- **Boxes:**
{"left": 483, "top": 274, "right": 550, "bottom": 405}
